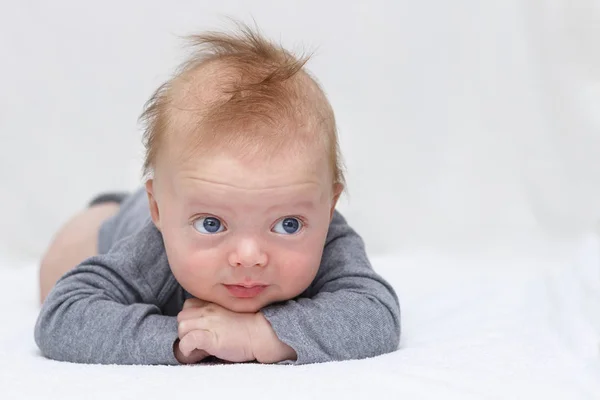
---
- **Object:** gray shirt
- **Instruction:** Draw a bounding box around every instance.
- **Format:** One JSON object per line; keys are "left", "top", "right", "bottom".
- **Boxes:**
{"left": 35, "top": 188, "right": 400, "bottom": 365}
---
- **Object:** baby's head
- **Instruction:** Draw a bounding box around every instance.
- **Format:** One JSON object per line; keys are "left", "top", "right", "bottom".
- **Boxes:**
{"left": 141, "top": 23, "right": 344, "bottom": 313}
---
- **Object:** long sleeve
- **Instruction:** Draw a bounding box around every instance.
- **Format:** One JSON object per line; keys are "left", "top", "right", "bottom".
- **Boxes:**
{"left": 34, "top": 221, "right": 182, "bottom": 365}
{"left": 261, "top": 211, "right": 401, "bottom": 364}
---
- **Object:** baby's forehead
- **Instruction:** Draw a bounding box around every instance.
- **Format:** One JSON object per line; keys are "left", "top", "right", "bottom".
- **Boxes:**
{"left": 162, "top": 150, "right": 332, "bottom": 208}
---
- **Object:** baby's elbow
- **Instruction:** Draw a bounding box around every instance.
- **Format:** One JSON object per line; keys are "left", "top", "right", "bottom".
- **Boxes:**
{"left": 381, "top": 307, "right": 401, "bottom": 355}
{"left": 34, "top": 315, "right": 51, "bottom": 360}
{"left": 386, "top": 317, "right": 401, "bottom": 354}
{"left": 368, "top": 294, "right": 401, "bottom": 355}
{"left": 34, "top": 303, "right": 70, "bottom": 362}
{"left": 34, "top": 308, "right": 56, "bottom": 359}
{"left": 389, "top": 300, "right": 401, "bottom": 351}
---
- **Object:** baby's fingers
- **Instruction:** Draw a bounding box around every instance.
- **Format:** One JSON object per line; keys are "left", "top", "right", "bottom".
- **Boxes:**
{"left": 174, "top": 340, "right": 210, "bottom": 364}
{"left": 179, "top": 329, "right": 216, "bottom": 357}
{"left": 178, "top": 314, "right": 212, "bottom": 338}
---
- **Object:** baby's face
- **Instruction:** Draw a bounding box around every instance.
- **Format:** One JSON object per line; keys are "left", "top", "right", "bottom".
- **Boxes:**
{"left": 147, "top": 151, "right": 339, "bottom": 313}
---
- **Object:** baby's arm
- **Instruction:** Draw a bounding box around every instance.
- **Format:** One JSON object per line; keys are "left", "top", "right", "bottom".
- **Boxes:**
{"left": 34, "top": 221, "right": 180, "bottom": 365}
{"left": 260, "top": 211, "right": 401, "bottom": 364}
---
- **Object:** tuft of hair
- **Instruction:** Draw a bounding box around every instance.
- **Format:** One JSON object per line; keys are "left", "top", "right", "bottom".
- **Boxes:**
{"left": 139, "top": 20, "right": 345, "bottom": 188}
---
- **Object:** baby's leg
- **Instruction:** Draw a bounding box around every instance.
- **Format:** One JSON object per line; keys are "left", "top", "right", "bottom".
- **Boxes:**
{"left": 38, "top": 202, "right": 120, "bottom": 304}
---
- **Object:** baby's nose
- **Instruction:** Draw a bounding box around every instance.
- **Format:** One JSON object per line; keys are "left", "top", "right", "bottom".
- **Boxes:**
{"left": 228, "top": 238, "right": 268, "bottom": 268}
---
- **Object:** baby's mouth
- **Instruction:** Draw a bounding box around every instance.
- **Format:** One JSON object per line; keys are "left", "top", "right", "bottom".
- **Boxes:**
{"left": 223, "top": 284, "right": 268, "bottom": 298}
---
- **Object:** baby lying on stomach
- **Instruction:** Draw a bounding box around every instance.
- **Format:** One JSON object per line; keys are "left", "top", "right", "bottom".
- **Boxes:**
{"left": 35, "top": 23, "right": 400, "bottom": 365}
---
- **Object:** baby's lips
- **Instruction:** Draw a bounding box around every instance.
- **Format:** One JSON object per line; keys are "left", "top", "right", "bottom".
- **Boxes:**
{"left": 224, "top": 284, "right": 267, "bottom": 298}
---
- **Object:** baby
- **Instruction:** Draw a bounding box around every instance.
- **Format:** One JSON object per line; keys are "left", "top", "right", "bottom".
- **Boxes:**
{"left": 35, "top": 23, "right": 400, "bottom": 365}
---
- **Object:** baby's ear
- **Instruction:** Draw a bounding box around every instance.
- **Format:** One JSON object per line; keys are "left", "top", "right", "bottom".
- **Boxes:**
{"left": 145, "top": 180, "right": 161, "bottom": 231}
{"left": 329, "top": 183, "right": 344, "bottom": 221}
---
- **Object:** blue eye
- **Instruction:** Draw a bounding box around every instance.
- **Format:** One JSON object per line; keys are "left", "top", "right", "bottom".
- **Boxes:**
{"left": 193, "top": 216, "right": 225, "bottom": 234}
{"left": 272, "top": 217, "right": 303, "bottom": 235}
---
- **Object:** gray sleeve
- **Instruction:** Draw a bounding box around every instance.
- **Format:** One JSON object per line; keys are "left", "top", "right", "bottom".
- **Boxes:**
{"left": 34, "top": 221, "right": 181, "bottom": 365}
{"left": 261, "top": 211, "right": 401, "bottom": 364}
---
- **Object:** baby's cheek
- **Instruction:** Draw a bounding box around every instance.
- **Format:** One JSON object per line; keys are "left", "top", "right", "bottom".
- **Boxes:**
{"left": 166, "top": 242, "right": 209, "bottom": 284}
{"left": 278, "top": 251, "right": 321, "bottom": 293}
{"left": 180, "top": 248, "right": 219, "bottom": 280}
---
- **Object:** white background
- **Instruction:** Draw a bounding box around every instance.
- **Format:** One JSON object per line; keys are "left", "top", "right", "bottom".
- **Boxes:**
{"left": 1, "top": 0, "right": 599, "bottom": 261}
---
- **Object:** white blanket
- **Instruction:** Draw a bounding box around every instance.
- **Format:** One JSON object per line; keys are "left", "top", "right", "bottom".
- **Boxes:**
{"left": 1, "top": 236, "right": 599, "bottom": 400}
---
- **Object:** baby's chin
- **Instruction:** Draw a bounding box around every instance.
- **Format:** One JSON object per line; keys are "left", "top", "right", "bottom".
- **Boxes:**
{"left": 221, "top": 296, "right": 275, "bottom": 313}
{"left": 225, "top": 302, "right": 262, "bottom": 313}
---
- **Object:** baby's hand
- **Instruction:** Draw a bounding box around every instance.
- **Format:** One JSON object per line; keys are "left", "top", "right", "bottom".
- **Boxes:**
{"left": 175, "top": 298, "right": 258, "bottom": 364}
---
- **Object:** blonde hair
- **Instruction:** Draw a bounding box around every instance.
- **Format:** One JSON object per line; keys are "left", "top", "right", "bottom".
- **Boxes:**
{"left": 139, "top": 21, "right": 345, "bottom": 188}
